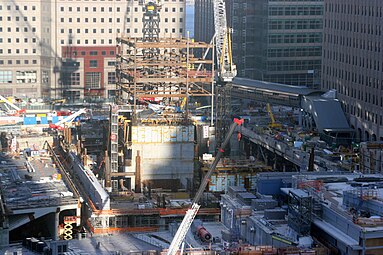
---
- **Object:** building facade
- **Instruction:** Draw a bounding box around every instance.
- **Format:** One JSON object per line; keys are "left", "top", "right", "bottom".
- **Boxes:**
{"left": 0, "top": 2, "right": 54, "bottom": 98}
{"left": 194, "top": 0, "right": 214, "bottom": 44}
{"left": 321, "top": 0, "right": 383, "bottom": 142}
{"left": 195, "top": 0, "right": 323, "bottom": 88}
{"left": 0, "top": 0, "right": 186, "bottom": 100}
{"left": 250, "top": 0, "right": 323, "bottom": 88}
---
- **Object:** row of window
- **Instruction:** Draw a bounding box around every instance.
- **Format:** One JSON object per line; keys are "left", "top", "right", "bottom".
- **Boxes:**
{"left": 60, "top": 28, "right": 182, "bottom": 45}
{"left": 269, "top": 5, "right": 323, "bottom": 16}
{"left": 267, "top": 60, "right": 321, "bottom": 72}
{"left": 323, "top": 65, "right": 383, "bottom": 91}
{"left": 64, "top": 50, "right": 115, "bottom": 57}
{"left": 0, "top": 49, "right": 37, "bottom": 54}
{"left": 325, "top": 19, "right": 382, "bottom": 36}
{"left": 325, "top": 34, "right": 382, "bottom": 53}
{"left": 0, "top": 5, "right": 36, "bottom": 11}
{"left": 269, "top": 33, "right": 322, "bottom": 44}
{"left": 0, "top": 27, "right": 37, "bottom": 33}
{"left": 325, "top": 3, "right": 383, "bottom": 18}
{"left": 268, "top": 19, "right": 323, "bottom": 30}
{"left": 60, "top": 17, "right": 183, "bottom": 23}
{"left": 59, "top": 6, "right": 183, "bottom": 13}
{"left": 62, "top": 71, "right": 116, "bottom": 87}
{"left": 0, "top": 70, "right": 37, "bottom": 84}
{"left": 0, "top": 16, "right": 37, "bottom": 22}
{"left": 0, "top": 60, "right": 37, "bottom": 65}
{"left": 267, "top": 46, "right": 322, "bottom": 58}
{"left": 324, "top": 49, "right": 382, "bottom": 71}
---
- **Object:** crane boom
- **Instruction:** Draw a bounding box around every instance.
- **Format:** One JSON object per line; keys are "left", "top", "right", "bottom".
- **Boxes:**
{"left": 213, "top": 0, "right": 237, "bottom": 82}
{"left": 166, "top": 118, "right": 244, "bottom": 255}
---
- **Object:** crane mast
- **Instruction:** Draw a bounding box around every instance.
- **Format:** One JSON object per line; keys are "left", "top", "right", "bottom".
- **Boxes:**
{"left": 166, "top": 118, "right": 244, "bottom": 255}
{"left": 213, "top": 0, "right": 237, "bottom": 82}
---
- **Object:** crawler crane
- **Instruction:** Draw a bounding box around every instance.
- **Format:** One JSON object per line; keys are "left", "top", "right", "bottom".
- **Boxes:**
{"left": 166, "top": 118, "right": 244, "bottom": 255}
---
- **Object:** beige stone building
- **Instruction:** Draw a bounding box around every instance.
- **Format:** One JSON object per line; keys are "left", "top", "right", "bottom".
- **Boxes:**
{"left": 0, "top": 0, "right": 186, "bottom": 100}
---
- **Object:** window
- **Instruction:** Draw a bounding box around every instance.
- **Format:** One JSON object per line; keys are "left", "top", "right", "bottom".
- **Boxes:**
{"left": 85, "top": 72, "right": 101, "bottom": 88}
{"left": 16, "top": 71, "right": 37, "bottom": 83}
{"left": 62, "top": 72, "right": 79, "bottom": 86}
{"left": 108, "top": 61, "right": 115, "bottom": 66}
{"left": 0, "top": 71, "right": 12, "bottom": 83}
{"left": 110, "top": 51, "right": 115, "bottom": 55}
{"left": 101, "top": 51, "right": 106, "bottom": 55}
{"left": 42, "top": 70, "right": 49, "bottom": 84}
{"left": 90, "top": 60, "right": 98, "bottom": 68}
{"left": 108, "top": 72, "right": 116, "bottom": 84}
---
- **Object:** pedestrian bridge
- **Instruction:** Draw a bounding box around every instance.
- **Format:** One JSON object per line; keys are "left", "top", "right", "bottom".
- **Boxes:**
{"left": 231, "top": 77, "right": 354, "bottom": 145}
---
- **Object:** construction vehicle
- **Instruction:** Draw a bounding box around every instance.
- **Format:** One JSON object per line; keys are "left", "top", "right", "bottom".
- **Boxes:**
{"left": 49, "top": 108, "right": 87, "bottom": 131}
{"left": 166, "top": 118, "right": 244, "bottom": 255}
{"left": 266, "top": 103, "right": 282, "bottom": 129}
{"left": 0, "top": 94, "right": 26, "bottom": 116}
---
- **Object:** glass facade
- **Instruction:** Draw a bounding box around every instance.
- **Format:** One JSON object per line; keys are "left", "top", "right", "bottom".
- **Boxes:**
{"left": 227, "top": 0, "right": 323, "bottom": 88}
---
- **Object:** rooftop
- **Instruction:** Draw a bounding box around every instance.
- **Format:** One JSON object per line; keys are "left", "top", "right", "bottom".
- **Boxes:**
{"left": 0, "top": 151, "right": 77, "bottom": 212}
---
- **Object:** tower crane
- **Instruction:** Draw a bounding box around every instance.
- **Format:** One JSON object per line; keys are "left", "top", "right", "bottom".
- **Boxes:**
{"left": 211, "top": 0, "right": 237, "bottom": 148}
{"left": 213, "top": 0, "right": 237, "bottom": 82}
{"left": 166, "top": 118, "right": 244, "bottom": 255}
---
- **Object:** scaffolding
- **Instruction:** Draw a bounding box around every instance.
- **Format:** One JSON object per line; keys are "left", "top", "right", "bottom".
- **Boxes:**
{"left": 116, "top": 37, "right": 214, "bottom": 120}
{"left": 288, "top": 189, "right": 312, "bottom": 236}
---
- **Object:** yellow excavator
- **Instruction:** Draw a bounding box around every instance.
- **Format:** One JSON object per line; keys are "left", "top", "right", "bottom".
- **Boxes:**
{"left": 266, "top": 103, "right": 283, "bottom": 129}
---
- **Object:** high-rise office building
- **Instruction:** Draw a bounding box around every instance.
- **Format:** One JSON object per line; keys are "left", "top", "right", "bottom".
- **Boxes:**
{"left": 195, "top": 0, "right": 323, "bottom": 88}
{"left": 194, "top": 0, "right": 214, "bottom": 44}
{"left": 250, "top": 0, "right": 323, "bottom": 88}
{"left": 322, "top": 0, "right": 383, "bottom": 141}
{"left": 0, "top": 0, "right": 186, "bottom": 100}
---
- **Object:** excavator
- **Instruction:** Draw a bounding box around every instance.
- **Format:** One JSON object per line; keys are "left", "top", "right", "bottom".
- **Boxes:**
{"left": 266, "top": 103, "right": 283, "bottom": 129}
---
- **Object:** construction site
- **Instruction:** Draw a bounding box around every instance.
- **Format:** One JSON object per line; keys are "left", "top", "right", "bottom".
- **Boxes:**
{"left": 1, "top": 1, "right": 383, "bottom": 255}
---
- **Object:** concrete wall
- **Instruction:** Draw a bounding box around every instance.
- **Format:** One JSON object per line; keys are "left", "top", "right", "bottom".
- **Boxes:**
{"left": 124, "top": 125, "right": 195, "bottom": 190}
{"left": 131, "top": 143, "right": 194, "bottom": 188}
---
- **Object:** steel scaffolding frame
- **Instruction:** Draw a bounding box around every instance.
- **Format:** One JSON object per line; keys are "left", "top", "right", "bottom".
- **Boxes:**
{"left": 288, "top": 190, "right": 312, "bottom": 236}
{"left": 116, "top": 37, "right": 214, "bottom": 111}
